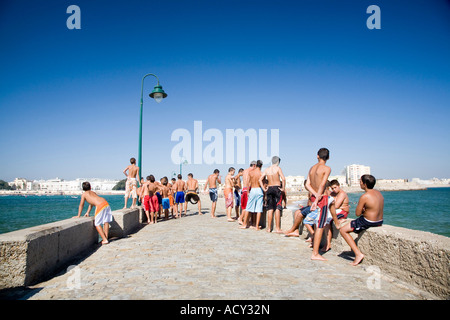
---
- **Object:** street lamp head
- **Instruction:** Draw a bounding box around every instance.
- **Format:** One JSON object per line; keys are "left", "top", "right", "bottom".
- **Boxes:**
{"left": 149, "top": 84, "right": 167, "bottom": 103}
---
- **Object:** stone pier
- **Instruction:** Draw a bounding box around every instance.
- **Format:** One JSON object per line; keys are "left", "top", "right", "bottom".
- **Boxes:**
{"left": 1, "top": 194, "right": 448, "bottom": 300}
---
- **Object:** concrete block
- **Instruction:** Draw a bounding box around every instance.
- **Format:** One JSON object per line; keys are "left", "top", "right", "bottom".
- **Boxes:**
{"left": 0, "top": 217, "right": 97, "bottom": 289}
{"left": 109, "top": 208, "right": 140, "bottom": 238}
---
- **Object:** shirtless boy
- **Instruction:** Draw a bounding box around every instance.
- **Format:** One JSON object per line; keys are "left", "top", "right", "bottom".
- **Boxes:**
{"left": 174, "top": 174, "right": 186, "bottom": 218}
{"left": 123, "top": 157, "right": 140, "bottom": 209}
{"left": 73, "top": 182, "right": 112, "bottom": 245}
{"left": 160, "top": 177, "right": 171, "bottom": 220}
{"left": 224, "top": 167, "right": 236, "bottom": 222}
{"left": 259, "top": 156, "right": 286, "bottom": 233}
{"left": 237, "top": 161, "right": 256, "bottom": 225}
{"left": 171, "top": 178, "right": 177, "bottom": 217}
{"left": 305, "top": 148, "right": 340, "bottom": 261}
{"left": 234, "top": 168, "right": 244, "bottom": 220}
{"left": 185, "top": 173, "right": 202, "bottom": 215}
{"left": 141, "top": 175, "right": 159, "bottom": 224}
{"left": 204, "top": 169, "right": 221, "bottom": 218}
{"left": 324, "top": 179, "right": 350, "bottom": 251}
{"left": 330, "top": 180, "right": 350, "bottom": 219}
{"left": 340, "top": 174, "right": 384, "bottom": 266}
{"left": 240, "top": 160, "right": 263, "bottom": 230}
{"left": 136, "top": 178, "right": 145, "bottom": 203}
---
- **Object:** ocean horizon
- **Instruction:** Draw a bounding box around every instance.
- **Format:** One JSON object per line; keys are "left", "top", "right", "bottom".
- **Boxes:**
{"left": 0, "top": 188, "right": 449, "bottom": 237}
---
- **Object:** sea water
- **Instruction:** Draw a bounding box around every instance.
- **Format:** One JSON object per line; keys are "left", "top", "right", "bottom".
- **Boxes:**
{"left": 0, "top": 188, "right": 449, "bottom": 237}
{"left": 0, "top": 194, "right": 125, "bottom": 235}
{"left": 347, "top": 188, "right": 449, "bottom": 237}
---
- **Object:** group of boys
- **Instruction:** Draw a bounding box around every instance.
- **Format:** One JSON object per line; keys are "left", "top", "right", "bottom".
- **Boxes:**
{"left": 202, "top": 148, "right": 384, "bottom": 265}
{"left": 119, "top": 157, "right": 204, "bottom": 223}
{"left": 203, "top": 156, "right": 287, "bottom": 234}
{"left": 283, "top": 148, "right": 384, "bottom": 265}
{"left": 74, "top": 150, "right": 384, "bottom": 266}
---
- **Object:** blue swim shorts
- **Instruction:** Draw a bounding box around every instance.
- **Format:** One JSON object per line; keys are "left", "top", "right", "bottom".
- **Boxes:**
{"left": 234, "top": 190, "right": 241, "bottom": 207}
{"left": 303, "top": 208, "right": 319, "bottom": 226}
{"left": 175, "top": 191, "right": 185, "bottom": 204}
{"left": 209, "top": 188, "right": 218, "bottom": 202}
{"left": 162, "top": 198, "right": 170, "bottom": 210}
{"left": 246, "top": 187, "right": 264, "bottom": 213}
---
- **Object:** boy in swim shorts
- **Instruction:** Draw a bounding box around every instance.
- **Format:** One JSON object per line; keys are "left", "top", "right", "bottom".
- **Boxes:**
{"left": 204, "top": 169, "right": 221, "bottom": 218}
{"left": 160, "top": 177, "right": 171, "bottom": 220}
{"left": 185, "top": 173, "right": 202, "bottom": 215}
{"left": 73, "top": 181, "right": 113, "bottom": 245}
{"left": 174, "top": 174, "right": 186, "bottom": 218}
{"left": 123, "top": 157, "right": 140, "bottom": 209}
{"left": 340, "top": 174, "right": 384, "bottom": 266}
{"left": 240, "top": 160, "right": 263, "bottom": 230}
{"left": 224, "top": 167, "right": 236, "bottom": 221}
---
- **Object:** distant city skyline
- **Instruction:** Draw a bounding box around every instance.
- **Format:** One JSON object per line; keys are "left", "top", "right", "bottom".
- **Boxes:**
{"left": 1, "top": 1, "right": 449, "bottom": 182}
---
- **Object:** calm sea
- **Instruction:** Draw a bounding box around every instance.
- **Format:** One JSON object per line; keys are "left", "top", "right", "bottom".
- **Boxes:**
{"left": 0, "top": 194, "right": 125, "bottom": 235}
{"left": 0, "top": 188, "right": 449, "bottom": 237}
{"left": 347, "top": 188, "right": 450, "bottom": 237}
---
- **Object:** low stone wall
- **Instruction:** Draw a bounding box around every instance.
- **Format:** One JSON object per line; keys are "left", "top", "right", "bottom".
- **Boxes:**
{"left": 0, "top": 208, "right": 140, "bottom": 290}
{"left": 2, "top": 206, "right": 449, "bottom": 298}
{"left": 281, "top": 209, "right": 450, "bottom": 299}
{"left": 109, "top": 208, "right": 141, "bottom": 238}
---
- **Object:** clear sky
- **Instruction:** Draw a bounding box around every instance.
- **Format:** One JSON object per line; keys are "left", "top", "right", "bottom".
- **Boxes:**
{"left": 1, "top": 0, "right": 449, "bottom": 182}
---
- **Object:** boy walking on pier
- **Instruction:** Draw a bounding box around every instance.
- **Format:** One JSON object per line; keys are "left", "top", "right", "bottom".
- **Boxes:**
{"left": 340, "top": 174, "right": 384, "bottom": 266}
{"left": 73, "top": 182, "right": 112, "bottom": 245}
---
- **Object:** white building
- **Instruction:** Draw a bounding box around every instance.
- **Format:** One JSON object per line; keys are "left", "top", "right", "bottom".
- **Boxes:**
{"left": 37, "top": 178, "right": 82, "bottom": 192}
{"left": 346, "top": 164, "right": 371, "bottom": 186}
{"left": 285, "top": 175, "right": 305, "bottom": 192}
{"left": 329, "top": 175, "right": 347, "bottom": 187}
{"left": 10, "top": 177, "right": 120, "bottom": 193}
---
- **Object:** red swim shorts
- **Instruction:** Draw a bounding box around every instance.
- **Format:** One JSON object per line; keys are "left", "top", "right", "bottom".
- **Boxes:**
{"left": 144, "top": 195, "right": 159, "bottom": 212}
{"left": 241, "top": 188, "right": 248, "bottom": 210}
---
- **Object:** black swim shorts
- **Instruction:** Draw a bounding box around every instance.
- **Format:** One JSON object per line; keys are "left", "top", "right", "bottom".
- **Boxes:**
{"left": 350, "top": 216, "right": 383, "bottom": 234}
{"left": 266, "top": 186, "right": 283, "bottom": 212}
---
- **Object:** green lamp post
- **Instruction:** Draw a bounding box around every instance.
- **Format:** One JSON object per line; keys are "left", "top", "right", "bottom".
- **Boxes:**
{"left": 138, "top": 73, "right": 167, "bottom": 182}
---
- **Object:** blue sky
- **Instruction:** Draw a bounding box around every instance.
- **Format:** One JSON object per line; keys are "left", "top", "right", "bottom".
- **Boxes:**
{"left": 0, "top": 0, "right": 449, "bottom": 181}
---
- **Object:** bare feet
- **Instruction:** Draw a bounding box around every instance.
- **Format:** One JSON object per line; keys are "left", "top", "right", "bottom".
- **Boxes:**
{"left": 284, "top": 232, "right": 299, "bottom": 237}
{"left": 311, "top": 253, "right": 327, "bottom": 261}
{"left": 351, "top": 254, "right": 365, "bottom": 266}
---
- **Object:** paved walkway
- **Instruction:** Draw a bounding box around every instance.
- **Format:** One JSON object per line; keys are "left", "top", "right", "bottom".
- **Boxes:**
{"left": 18, "top": 195, "right": 432, "bottom": 300}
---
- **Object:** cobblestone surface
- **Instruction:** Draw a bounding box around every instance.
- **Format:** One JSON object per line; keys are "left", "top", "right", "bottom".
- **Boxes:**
{"left": 16, "top": 195, "right": 434, "bottom": 300}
